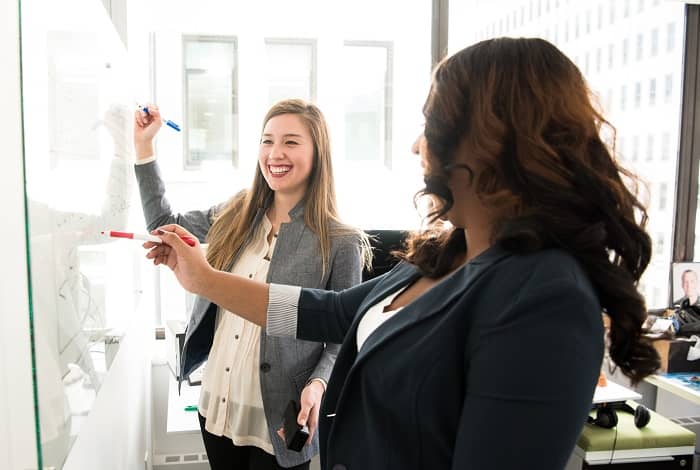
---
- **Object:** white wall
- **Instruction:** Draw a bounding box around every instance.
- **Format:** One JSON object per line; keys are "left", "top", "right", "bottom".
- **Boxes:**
{"left": 0, "top": 0, "right": 41, "bottom": 469}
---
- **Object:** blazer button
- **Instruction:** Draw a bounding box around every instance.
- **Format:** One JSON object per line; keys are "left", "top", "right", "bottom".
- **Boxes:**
{"left": 260, "top": 362, "right": 271, "bottom": 373}
{"left": 332, "top": 465, "right": 347, "bottom": 470}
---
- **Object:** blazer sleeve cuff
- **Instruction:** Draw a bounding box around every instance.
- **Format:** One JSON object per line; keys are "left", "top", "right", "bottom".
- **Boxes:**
{"left": 266, "top": 283, "right": 302, "bottom": 337}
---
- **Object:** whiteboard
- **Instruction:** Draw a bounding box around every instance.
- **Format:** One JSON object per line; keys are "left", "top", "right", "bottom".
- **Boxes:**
{"left": 20, "top": 0, "right": 144, "bottom": 467}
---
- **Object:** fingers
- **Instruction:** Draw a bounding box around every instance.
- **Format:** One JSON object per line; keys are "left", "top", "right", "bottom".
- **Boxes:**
{"left": 134, "top": 103, "right": 162, "bottom": 129}
{"left": 297, "top": 402, "right": 310, "bottom": 427}
{"left": 305, "top": 408, "right": 318, "bottom": 444}
{"left": 153, "top": 224, "right": 196, "bottom": 239}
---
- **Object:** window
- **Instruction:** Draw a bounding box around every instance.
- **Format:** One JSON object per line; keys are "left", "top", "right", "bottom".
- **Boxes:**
{"left": 665, "top": 73, "right": 673, "bottom": 103}
{"left": 667, "top": 22, "right": 676, "bottom": 52}
{"left": 636, "top": 33, "right": 643, "bottom": 61}
{"left": 608, "top": 43, "right": 614, "bottom": 68}
{"left": 596, "top": 47, "right": 602, "bottom": 73}
{"left": 586, "top": 9, "right": 591, "bottom": 34}
{"left": 609, "top": 2, "right": 616, "bottom": 24}
{"left": 649, "top": 78, "right": 656, "bottom": 106}
{"left": 659, "top": 182, "right": 668, "bottom": 210}
{"left": 264, "top": 39, "right": 316, "bottom": 105}
{"left": 634, "top": 81, "right": 641, "bottom": 108}
{"left": 661, "top": 132, "right": 670, "bottom": 160}
{"left": 183, "top": 36, "right": 238, "bottom": 168}
{"left": 343, "top": 41, "right": 393, "bottom": 166}
{"left": 646, "top": 134, "right": 654, "bottom": 161}
{"left": 621, "top": 84, "right": 627, "bottom": 110}
{"left": 623, "top": 38, "right": 629, "bottom": 64}
{"left": 618, "top": 136, "right": 626, "bottom": 160}
{"left": 651, "top": 28, "right": 659, "bottom": 56}
{"left": 624, "top": 0, "right": 631, "bottom": 18}
{"left": 655, "top": 233, "right": 665, "bottom": 260}
{"left": 632, "top": 135, "right": 640, "bottom": 162}
{"left": 598, "top": 5, "right": 604, "bottom": 30}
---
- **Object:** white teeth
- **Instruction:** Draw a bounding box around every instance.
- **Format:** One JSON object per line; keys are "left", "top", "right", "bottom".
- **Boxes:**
{"left": 269, "top": 165, "right": 291, "bottom": 175}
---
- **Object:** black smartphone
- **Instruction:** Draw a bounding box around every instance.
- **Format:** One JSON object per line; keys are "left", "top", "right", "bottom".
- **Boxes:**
{"left": 283, "top": 399, "right": 310, "bottom": 452}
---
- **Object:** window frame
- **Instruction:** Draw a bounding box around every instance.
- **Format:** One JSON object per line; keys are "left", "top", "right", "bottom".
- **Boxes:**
{"left": 263, "top": 37, "right": 318, "bottom": 103}
{"left": 342, "top": 39, "right": 394, "bottom": 169}
{"left": 181, "top": 34, "right": 239, "bottom": 169}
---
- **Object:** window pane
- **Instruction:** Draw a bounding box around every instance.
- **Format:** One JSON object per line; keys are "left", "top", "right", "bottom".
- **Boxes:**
{"left": 449, "top": 0, "right": 686, "bottom": 308}
{"left": 343, "top": 43, "right": 390, "bottom": 164}
{"left": 183, "top": 37, "right": 238, "bottom": 167}
{"left": 265, "top": 40, "right": 315, "bottom": 105}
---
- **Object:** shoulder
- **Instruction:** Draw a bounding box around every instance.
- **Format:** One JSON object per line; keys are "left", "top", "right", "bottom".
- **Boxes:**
{"left": 503, "top": 248, "right": 592, "bottom": 287}
{"left": 482, "top": 248, "right": 600, "bottom": 311}
{"left": 327, "top": 221, "right": 365, "bottom": 248}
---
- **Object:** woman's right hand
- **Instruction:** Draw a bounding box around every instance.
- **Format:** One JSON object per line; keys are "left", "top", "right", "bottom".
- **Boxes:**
{"left": 133, "top": 103, "right": 163, "bottom": 160}
{"left": 144, "top": 224, "right": 211, "bottom": 295}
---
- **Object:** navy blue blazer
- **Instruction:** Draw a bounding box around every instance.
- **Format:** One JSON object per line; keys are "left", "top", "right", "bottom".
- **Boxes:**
{"left": 295, "top": 245, "right": 604, "bottom": 470}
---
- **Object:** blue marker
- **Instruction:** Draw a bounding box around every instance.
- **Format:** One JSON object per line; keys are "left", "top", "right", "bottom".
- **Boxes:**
{"left": 138, "top": 104, "right": 181, "bottom": 132}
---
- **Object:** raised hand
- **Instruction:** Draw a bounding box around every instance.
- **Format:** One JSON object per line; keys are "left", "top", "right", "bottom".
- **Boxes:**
{"left": 133, "top": 102, "right": 163, "bottom": 160}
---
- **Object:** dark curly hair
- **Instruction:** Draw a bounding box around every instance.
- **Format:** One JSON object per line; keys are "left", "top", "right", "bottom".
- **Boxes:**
{"left": 399, "top": 37, "right": 659, "bottom": 383}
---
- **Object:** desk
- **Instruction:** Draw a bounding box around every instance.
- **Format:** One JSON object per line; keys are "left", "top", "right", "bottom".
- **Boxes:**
{"left": 645, "top": 374, "right": 700, "bottom": 407}
{"left": 166, "top": 376, "right": 201, "bottom": 433}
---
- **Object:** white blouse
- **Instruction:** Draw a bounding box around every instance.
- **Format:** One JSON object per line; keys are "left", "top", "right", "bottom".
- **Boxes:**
{"left": 198, "top": 216, "right": 276, "bottom": 454}
{"left": 355, "top": 287, "right": 405, "bottom": 351}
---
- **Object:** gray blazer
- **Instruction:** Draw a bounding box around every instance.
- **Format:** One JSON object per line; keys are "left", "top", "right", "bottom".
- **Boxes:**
{"left": 135, "top": 161, "right": 363, "bottom": 467}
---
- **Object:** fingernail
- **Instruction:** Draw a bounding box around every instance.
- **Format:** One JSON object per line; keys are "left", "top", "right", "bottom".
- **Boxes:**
{"left": 156, "top": 229, "right": 164, "bottom": 234}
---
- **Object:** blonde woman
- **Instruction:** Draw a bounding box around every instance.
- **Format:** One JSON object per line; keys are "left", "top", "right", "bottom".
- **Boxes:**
{"left": 133, "top": 99, "right": 368, "bottom": 470}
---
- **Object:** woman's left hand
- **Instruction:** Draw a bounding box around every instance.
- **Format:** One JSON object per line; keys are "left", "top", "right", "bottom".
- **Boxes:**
{"left": 277, "top": 379, "right": 325, "bottom": 446}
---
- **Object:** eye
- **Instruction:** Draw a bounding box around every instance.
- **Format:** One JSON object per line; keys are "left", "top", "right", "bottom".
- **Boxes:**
{"left": 261, "top": 139, "right": 273, "bottom": 145}
{"left": 286, "top": 140, "right": 299, "bottom": 146}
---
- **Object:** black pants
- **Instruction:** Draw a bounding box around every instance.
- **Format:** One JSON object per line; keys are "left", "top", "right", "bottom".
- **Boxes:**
{"left": 198, "top": 413, "right": 310, "bottom": 470}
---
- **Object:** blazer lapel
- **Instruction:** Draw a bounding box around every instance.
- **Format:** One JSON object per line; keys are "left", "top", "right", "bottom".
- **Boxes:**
{"left": 353, "top": 245, "right": 510, "bottom": 366}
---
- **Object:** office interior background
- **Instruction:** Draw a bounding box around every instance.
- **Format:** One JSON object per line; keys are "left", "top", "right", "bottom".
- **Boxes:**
{"left": 3, "top": 0, "right": 700, "bottom": 468}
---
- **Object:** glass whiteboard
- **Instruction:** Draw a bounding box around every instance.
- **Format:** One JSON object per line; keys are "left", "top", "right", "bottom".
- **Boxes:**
{"left": 20, "top": 0, "right": 145, "bottom": 467}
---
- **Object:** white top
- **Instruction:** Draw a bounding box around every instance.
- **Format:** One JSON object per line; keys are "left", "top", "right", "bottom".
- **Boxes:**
{"left": 198, "top": 216, "right": 276, "bottom": 454}
{"left": 356, "top": 287, "right": 405, "bottom": 351}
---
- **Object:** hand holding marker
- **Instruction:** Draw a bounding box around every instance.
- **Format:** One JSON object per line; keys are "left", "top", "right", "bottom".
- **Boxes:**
{"left": 137, "top": 104, "right": 181, "bottom": 132}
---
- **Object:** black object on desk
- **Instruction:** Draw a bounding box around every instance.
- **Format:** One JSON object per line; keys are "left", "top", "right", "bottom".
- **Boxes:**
{"left": 283, "top": 400, "right": 309, "bottom": 452}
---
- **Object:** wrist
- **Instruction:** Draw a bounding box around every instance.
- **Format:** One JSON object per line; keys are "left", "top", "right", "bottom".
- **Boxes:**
{"left": 135, "top": 142, "right": 155, "bottom": 160}
{"left": 193, "top": 264, "right": 218, "bottom": 297}
{"left": 306, "top": 378, "right": 327, "bottom": 393}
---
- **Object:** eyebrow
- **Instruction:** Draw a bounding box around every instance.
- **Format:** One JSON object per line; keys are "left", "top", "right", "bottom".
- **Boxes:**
{"left": 262, "top": 133, "right": 305, "bottom": 139}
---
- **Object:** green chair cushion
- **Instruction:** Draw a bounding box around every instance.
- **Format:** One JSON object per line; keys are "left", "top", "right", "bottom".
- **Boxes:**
{"left": 578, "top": 401, "right": 696, "bottom": 451}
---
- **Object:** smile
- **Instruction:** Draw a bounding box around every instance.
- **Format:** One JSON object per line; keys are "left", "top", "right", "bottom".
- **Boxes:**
{"left": 269, "top": 165, "right": 291, "bottom": 176}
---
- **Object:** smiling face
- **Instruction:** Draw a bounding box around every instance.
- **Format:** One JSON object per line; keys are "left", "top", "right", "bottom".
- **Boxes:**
{"left": 258, "top": 113, "right": 315, "bottom": 200}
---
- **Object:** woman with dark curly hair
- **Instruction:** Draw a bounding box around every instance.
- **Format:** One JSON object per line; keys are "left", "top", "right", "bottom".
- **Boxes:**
{"left": 144, "top": 37, "right": 659, "bottom": 469}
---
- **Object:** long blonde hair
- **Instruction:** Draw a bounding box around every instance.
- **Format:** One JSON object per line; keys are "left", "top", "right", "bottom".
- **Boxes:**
{"left": 205, "top": 99, "right": 371, "bottom": 276}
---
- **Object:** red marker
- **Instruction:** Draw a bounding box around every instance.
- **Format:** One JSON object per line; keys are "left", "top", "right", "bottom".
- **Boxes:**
{"left": 102, "top": 230, "right": 197, "bottom": 247}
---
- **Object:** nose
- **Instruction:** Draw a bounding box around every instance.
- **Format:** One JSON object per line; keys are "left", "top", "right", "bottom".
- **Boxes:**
{"left": 269, "top": 142, "right": 285, "bottom": 160}
{"left": 411, "top": 134, "right": 423, "bottom": 155}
